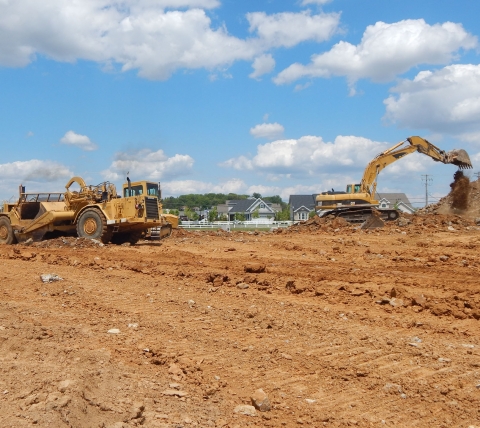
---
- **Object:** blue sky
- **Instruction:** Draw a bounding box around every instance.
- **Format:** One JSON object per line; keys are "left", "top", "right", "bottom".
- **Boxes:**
{"left": 1, "top": 0, "right": 480, "bottom": 207}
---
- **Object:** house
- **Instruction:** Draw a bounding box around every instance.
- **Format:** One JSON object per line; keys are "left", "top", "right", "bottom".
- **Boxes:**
{"left": 289, "top": 195, "right": 317, "bottom": 221}
{"left": 217, "top": 198, "right": 278, "bottom": 221}
{"left": 375, "top": 193, "right": 415, "bottom": 214}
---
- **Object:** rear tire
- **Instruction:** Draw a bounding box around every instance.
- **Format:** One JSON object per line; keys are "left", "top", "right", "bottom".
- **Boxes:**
{"left": 76, "top": 209, "right": 112, "bottom": 243}
{"left": 0, "top": 217, "right": 17, "bottom": 245}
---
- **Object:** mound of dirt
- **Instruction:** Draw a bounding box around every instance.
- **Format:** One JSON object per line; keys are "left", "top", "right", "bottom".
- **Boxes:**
{"left": 284, "top": 214, "right": 353, "bottom": 234}
{"left": 420, "top": 173, "right": 480, "bottom": 217}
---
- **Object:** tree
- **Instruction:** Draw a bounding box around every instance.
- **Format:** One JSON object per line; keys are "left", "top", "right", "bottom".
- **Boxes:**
{"left": 235, "top": 213, "right": 245, "bottom": 222}
{"left": 252, "top": 208, "right": 260, "bottom": 219}
{"left": 208, "top": 207, "right": 218, "bottom": 222}
{"left": 185, "top": 207, "right": 199, "bottom": 221}
{"left": 252, "top": 192, "right": 262, "bottom": 199}
{"left": 309, "top": 210, "right": 317, "bottom": 219}
{"left": 275, "top": 204, "right": 291, "bottom": 221}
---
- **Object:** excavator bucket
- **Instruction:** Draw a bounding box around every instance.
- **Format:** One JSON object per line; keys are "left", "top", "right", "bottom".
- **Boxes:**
{"left": 361, "top": 211, "right": 385, "bottom": 230}
{"left": 446, "top": 149, "right": 472, "bottom": 169}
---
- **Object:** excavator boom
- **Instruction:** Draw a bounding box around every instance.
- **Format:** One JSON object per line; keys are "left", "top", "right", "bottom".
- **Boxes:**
{"left": 315, "top": 136, "right": 473, "bottom": 223}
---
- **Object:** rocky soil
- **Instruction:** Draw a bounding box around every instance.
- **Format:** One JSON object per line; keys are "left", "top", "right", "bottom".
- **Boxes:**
{"left": 1, "top": 179, "right": 480, "bottom": 427}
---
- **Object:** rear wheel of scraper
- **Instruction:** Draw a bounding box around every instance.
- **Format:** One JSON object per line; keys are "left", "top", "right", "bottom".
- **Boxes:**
{"left": 76, "top": 208, "right": 112, "bottom": 243}
{"left": 0, "top": 217, "right": 17, "bottom": 245}
{"left": 388, "top": 210, "right": 399, "bottom": 220}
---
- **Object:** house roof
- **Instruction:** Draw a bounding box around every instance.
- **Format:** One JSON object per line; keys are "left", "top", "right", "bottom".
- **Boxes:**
{"left": 288, "top": 195, "right": 317, "bottom": 210}
{"left": 376, "top": 193, "right": 413, "bottom": 208}
{"left": 225, "top": 198, "right": 275, "bottom": 214}
{"left": 293, "top": 205, "right": 311, "bottom": 213}
{"left": 226, "top": 199, "right": 256, "bottom": 213}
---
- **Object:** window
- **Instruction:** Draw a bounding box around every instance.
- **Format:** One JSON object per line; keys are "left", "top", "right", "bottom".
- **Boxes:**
{"left": 259, "top": 203, "right": 265, "bottom": 208}
{"left": 346, "top": 185, "right": 352, "bottom": 193}
{"left": 146, "top": 183, "right": 159, "bottom": 197}
{"left": 300, "top": 212, "right": 307, "bottom": 220}
{"left": 354, "top": 184, "right": 361, "bottom": 193}
{"left": 124, "top": 185, "right": 143, "bottom": 197}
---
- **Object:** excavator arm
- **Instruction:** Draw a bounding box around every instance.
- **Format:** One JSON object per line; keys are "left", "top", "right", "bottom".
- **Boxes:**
{"left": 360, "top": 136, "right": 472, "bottom": 196}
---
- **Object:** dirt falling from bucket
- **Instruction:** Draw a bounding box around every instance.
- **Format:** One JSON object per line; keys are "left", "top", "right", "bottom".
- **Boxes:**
{"left": 450, "top": 170, "right": 470, "bottom": 211}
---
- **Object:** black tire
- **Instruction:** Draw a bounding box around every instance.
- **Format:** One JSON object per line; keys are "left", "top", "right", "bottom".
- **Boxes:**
{"left": 0, "top": 217, "right": 17, "bottom": 245}
{"left": 110, "top": 231, "right": 143, "bottom": 245}
{"left": 76, "top": 209, "right": 112, "bottom": 243}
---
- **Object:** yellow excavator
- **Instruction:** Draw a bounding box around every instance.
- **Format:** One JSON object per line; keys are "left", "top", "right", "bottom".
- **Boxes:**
{"left": 315, "top": 136, "right": 472, "bottom": 223}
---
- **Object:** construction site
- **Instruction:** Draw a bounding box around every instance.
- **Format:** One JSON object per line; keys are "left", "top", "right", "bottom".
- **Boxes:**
{"left": 0, "top": 169, "right": 479, "bottom": 428}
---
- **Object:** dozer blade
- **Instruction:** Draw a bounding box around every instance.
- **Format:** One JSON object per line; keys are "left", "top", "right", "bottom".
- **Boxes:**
{"left": 446, "top": 149, "right": 472, "bottom": 169}
{"left": 361, "top": 213, "right": 385, "bottom": 230}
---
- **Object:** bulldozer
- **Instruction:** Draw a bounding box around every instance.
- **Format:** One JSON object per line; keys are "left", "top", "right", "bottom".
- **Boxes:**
{"left": 0, "top": 176, "right": 177, "bottom": 245}
{"left": 315, "top": 136, "right": 472, "bottom": 223}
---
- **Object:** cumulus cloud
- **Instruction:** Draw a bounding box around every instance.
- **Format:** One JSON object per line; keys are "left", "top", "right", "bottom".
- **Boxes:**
{"left": 384, "top": 64, "right": 480, "bottom": 142}
{"left": 221, "top": 135, "right": 388, "bottom": 176}
{"left": 0, "top": 1, "right": 340, "bottom": 80}
{"left": 162, "top": 178, "right": 246, "bottom": 196}
{"left": 250, "top": 122, "right": 285, "bottom": 140}
{"left": 0, "top": 159, "right": 73, "bottom": 185}
{"left": 249, "top": 54, "right": 275, "bottom": 79}
{"left": 301, "top": 0, "right": 332, "bottom": 5}
{"left": 102, "top": 148, "right": 194, "bottom": 181}
{"left": 247, "top": 11, "right": 340, "bottom": 49}
{"left": 274, "top": 19, "right": 477, "bottom": 88}
{"left": 60, "top": 130, "right": 98, "bottom": 151}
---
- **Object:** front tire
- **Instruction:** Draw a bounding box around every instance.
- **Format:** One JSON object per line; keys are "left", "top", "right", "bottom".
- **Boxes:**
{"left": 76, "top": 209, "right": 112, "bottom": 243}
{"left": 0, "top": 217, "right": 17, "bottom": 245}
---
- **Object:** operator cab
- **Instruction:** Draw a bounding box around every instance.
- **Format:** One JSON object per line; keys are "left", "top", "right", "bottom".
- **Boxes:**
{"left": 346, "top": 184, "right": 362, "bottom": 194}
{"left": 123, "top": 182, "right": 160, "bottom": 198}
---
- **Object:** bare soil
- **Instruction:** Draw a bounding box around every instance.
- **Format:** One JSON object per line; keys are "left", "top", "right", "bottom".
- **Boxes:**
{"left": 1, "top": 180, "right": 480, "bottom": 428}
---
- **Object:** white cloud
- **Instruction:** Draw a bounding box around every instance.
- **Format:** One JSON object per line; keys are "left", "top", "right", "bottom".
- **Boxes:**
{"left": 60, "top": 130, "right": 98, "bottom": 151}
{"left": 0, "top": 159, "right": 73, "bottom": 181}
{"left": 162, "top": 178, "right": 246, "bottom": 196}
{"left": 102, "top": 148, "right": 194, "bottom": 181}
{"left": 0, "top": 2, "right": 340, "bottom": 80}
{"left": 274, "top": 19, "right": 477, "bottom": 87}
{"left": 221, "top": 135, "right": 388, "bottom": 175}
{"left": 301, "top": 0, "right": 332, "bottom": 5}
{"left": 26, "top": 131, "right": 34, "bottom": 137}
{"left": 384, "top": 64, "right": 480, "bottom": 142}
{"left": 249, "top": 54, "right": 275, "bottom": 80}
{"left": 250, "top": 122, "right": 285, "bottom": 140}
{"left": 247, "top": 10, "right": 339, "bottom": 49}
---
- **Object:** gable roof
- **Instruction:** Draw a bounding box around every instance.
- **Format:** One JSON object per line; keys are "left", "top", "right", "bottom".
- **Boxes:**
{"left": 289, "top": 195, "right": 317, "bottom": 210}
{"left": 226, "top": 199, "right": 255, "bottom": 213}
{"left": 376, "top": 193, "right": 413, "bottom": 209}
{"left": 226, "top": 198, "right": 275, "bottom": 214}
{"left": 293, "top": 205, "right": 312, "bottom": 213}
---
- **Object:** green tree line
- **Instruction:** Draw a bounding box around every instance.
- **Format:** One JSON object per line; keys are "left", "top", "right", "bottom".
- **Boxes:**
{"left": 162, "top": 193, "right": 287, "bottom": 210}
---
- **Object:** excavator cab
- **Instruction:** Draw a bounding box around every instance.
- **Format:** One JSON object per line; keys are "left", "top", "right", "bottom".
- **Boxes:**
{"left": 346, "top": 184, "right": 362, "bottom": 194}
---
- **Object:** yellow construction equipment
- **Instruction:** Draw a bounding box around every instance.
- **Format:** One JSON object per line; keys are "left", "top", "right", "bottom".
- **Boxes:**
{"left": 0, "top": 176, "right": 178, "bottom": 244}
{"left": 315, "top": 136, "right": 472, "bottom": 223}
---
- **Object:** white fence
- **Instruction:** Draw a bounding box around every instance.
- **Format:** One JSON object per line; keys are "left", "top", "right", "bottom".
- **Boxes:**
{"left": 179, "top": 220, "right": 293, "bottom": 230}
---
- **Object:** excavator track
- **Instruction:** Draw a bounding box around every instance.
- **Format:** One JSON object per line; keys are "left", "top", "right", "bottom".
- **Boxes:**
{"left": 322, "top": 206, "right": 399, "bottom": 224}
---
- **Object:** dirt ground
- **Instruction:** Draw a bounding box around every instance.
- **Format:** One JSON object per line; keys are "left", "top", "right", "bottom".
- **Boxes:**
{"left": 0, "top": 220, "right": 479, "bottom": 428}
{"left": 1, "top": 183, "right": 480, "bottom": 427}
